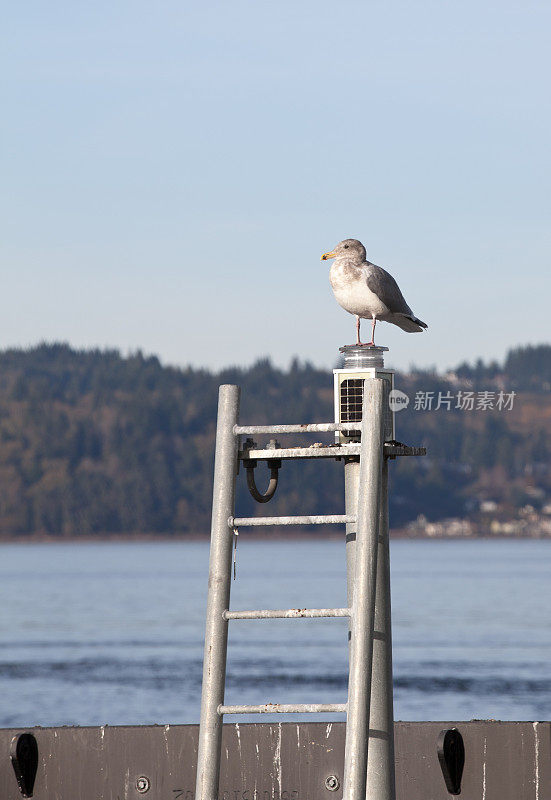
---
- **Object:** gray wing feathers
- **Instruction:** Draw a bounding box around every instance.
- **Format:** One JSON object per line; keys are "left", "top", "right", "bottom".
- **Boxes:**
{"left": 390, "top": 314, "right": 427, "bottom": 332}
{"left": 364, "top": 262, "right": 414, "bottom": 316}
{"left": 364, "top": 261, "right": 428, "bottom": 331}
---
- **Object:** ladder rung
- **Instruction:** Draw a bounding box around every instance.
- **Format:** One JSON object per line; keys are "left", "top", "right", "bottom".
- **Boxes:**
{"left": 224, "top": 607, "right": 350, "bottom": 620}
{"left": 230, "top": 514, "right": 355, "bottom": 527}
{"left": 234, "top": 423, "right": 361, "bottom": 435}
{"left": 219, "top": 703, "right": 347, "bottom": 715}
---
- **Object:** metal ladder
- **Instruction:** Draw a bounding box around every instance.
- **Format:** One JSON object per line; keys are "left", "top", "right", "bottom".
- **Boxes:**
{"left": 195, "top": 380, "right": 422, "bottom": 800}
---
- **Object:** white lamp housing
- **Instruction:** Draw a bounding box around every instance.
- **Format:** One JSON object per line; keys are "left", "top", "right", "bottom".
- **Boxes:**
{"left": 333, "top": 345, "right": 395, "bottom": 444}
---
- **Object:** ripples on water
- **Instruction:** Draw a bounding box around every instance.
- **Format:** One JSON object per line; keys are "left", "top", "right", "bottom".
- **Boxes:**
{"left": 1, "top": 539, "right": 550, "bottom": 726}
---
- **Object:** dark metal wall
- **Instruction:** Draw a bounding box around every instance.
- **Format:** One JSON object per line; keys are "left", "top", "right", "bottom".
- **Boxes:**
{"left": 2, "top": 721, "right": 550, "bottom": 800}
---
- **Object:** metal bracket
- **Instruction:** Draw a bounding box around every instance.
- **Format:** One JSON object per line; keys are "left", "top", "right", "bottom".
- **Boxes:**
{"left": 10, "top": 733, "right": 38, "bottom": 798}
{"left": 437, "top": 728, "right": 465, "bottom": 795}
{"left": 243, "top": 438, "right": 282, "bottom": 503}
{"left": 237, "top": 441, "right": 426, "bottom": 463}
{"left": 384, "top": 440, "right": 426, "bottom": 460}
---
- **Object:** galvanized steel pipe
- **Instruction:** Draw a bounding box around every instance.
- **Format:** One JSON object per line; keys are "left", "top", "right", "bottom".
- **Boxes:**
{"left": 224, "top": 607, "right": 350, "bottom": 620}
{"left": 195, "top": 385, "right": 240, "bottom": 800}
{"left": 366, "top": 458, "right": 396, "bottom": 799}
{"left": 230, "top": 514, "right": 356, "bottom": 527}
{"left": 234, "top": 423, "right": 362, "bottom": 435}
{"left": 219, "top": 703, "right": 348, "bottom": 715}
{"left": 342, "top": 380, "right": 385, "bottom": 800}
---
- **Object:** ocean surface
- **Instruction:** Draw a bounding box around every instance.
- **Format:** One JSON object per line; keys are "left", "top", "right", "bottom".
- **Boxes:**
{"left": 1, "top": 538, "right": 550, "bottom": 727}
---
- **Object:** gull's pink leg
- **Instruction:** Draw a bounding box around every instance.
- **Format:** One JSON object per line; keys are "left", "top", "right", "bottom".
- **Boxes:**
{"left": 366, "top": 316, "right": 376, "bottom": 346}
{"left": 356, "top": 316, "right": 362, "bottom": 345}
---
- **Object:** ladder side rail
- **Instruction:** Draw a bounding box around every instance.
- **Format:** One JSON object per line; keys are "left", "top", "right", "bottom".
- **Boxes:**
{"left": 195, "top": 385, "right": 240, "bottom": 800}
{"left": 367, "top": 457, "right": 396, "bottom": 799}
{"left": 342, "top": 379, "right": 385, "bottom": 800}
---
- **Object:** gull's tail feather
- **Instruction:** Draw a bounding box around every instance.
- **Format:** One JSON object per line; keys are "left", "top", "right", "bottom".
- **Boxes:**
{"left": 391, "top": 313, "right": 428, "bottom": 333}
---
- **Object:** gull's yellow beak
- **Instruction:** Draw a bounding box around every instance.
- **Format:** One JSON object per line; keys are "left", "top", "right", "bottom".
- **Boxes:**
{"left": 321, "top": 250, "right": 337, "bottom": 261}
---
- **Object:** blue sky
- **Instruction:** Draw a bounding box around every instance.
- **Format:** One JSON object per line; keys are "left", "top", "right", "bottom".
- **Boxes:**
{"left": 2, "top": 1, "right": 550, "bottom": 372}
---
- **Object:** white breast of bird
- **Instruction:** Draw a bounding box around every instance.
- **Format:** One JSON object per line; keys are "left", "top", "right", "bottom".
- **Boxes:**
{"left": 329, "top": 263, "right": 388, "bottom": 319}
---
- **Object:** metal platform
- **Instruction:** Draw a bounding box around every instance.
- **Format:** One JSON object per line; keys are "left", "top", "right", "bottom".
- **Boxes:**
{"left": 238, "top": 443, "right": 426, "bottom": 461}
{"left": 2, "top": 721, "right": 549, "bottom": 799}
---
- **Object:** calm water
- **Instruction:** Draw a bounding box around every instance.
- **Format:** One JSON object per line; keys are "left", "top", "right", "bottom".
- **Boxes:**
{"left": 1, "top": 538, "right": 550, "bottom": 727}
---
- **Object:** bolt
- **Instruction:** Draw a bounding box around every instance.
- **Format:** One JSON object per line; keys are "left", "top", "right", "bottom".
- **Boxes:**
{"left": 136, "top": 776, "right": 150, "bottom": 793}
{"left": 325, "top": 774, "right": 340, "bottom": 792}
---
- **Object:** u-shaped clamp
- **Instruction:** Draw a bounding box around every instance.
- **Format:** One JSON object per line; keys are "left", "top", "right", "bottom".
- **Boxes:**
{"left": 246, "top": 457, "right": 282, "bottom": 503}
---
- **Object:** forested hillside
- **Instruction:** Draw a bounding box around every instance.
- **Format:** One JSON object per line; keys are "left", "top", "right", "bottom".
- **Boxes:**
{"left": 0, "top": 343, "right": 549, "bottom": 538}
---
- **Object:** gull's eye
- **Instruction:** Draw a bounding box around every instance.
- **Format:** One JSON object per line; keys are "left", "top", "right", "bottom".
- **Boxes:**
{"left": 344, "top": 244, "right": 349, "bottom": 249}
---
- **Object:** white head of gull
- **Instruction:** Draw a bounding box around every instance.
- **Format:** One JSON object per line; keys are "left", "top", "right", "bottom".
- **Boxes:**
{"left": 321, "top": 238, "right": 428, "bottom": 347}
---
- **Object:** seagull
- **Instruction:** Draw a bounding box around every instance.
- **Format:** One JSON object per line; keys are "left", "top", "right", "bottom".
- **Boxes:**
{"left": 321, "top": 238, "right": 428, "bottom": 347}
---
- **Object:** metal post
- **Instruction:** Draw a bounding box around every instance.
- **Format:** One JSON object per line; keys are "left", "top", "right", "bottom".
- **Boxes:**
{"left": 342, "top": 380, "right": 385, "bottom": 800}
{"left": 344, "top": 458, "right": 359, "bottom": 638}
{"left": 195, "top": 385, "right": 240, "bottom": 800}
{"left": 366, "top": 457, "right": 396, "bottom": 800}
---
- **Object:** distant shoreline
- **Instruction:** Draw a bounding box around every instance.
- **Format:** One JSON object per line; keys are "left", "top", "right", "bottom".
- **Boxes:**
{"left": 0, "top": 342, "right": 549, "bottom": 544}
{"left": 1, "top": 528, "right": 550, "bottom": 544}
